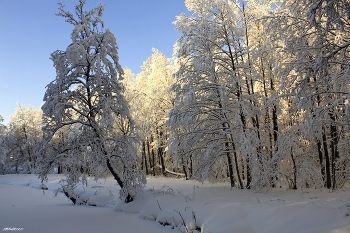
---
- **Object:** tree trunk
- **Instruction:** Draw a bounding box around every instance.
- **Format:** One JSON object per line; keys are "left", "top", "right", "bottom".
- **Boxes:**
{"left": 158, "top": 147, "right": 165, "bottom": 174}
{"left": 246, "top": 157, "right": 251, "bottom": 189}
{"left": 225, "top": 142, "right": 235, "bottom": 187}
{"left": 106, "top": 158, "right": 123, "bottom": 188}
{"left": 239, "top": 109, "right": 251, "bottom": 189}
{"left": 189, "top": 155, "right": 193, "bottom": 179}
{"left": 270, "top": 76, "right": 279, "bottom": 152}
{"left": 329, "top": 113, "right": 339, "bottom": 190}
{"left": 182, "top": 158, "right": 188, "bottom": 180}
{"left": 150, "top": 135, "right": 156, "bottom": 176}
{"left": 290, "top": 148, "right": 297, "bottom": 190}
{"left": 232, "top": 142, "right": 243, "bottom": 189}
{"left": 146, "top": 138, "right": 153, "bottom": 176}
{"left": 317, "top": 140, "right": 325, "bottom": 183}
{"left": 241, "top": 157, "right": 245, "bottom": 181}
{"left": 158, "top": 131, "right": 166, "bottom": 174}
{"left": 142, "top": 141, "right": 149, "bottom": 175}
{"left": 322, "top": 127, "right": 332, "bottom": 189}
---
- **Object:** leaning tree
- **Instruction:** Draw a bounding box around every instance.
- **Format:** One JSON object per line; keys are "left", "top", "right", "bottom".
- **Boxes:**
{"left": 38, "top": 0, "right": 145, "bottom": 203}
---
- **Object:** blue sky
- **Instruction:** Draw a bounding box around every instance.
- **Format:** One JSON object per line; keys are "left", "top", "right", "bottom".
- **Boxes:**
{"left": 0, "top": 0, "right": 188, "bottom": 124}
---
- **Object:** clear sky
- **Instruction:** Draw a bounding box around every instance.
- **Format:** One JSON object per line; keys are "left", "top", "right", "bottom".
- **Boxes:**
{"left": 0, "top": 0, "right": 189, "bottom": 125}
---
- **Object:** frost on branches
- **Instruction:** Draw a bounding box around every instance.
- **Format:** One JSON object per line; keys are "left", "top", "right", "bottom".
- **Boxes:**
{"left": 168, "top": 0, "right": 350, "bottom": 191}
{"left": 168, "top": 0, "right": 283, "bottom": 190}
{"left": 122, "top": 49, "right": 175, "bottom": 177}
{"left": 38, "top": 0, "right": 145, "bottom": 203}
{"left": 274, "top": 0, "right": 350, "bottom": 190}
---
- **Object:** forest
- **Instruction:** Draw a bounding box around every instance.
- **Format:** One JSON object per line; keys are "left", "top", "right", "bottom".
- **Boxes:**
{"left": 0, "top": 0, "right": 350, "bottom": 204}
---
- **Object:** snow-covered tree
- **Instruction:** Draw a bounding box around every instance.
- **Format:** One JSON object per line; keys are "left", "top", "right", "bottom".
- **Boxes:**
{"left": 169, "top": 0, "right": 246, "bottom": 188}
{"left": 168, "top": 0, "right": 285, "bottom": 189}
{"left": 273, "top": 0, "right": 350, "bottom": 189}
{"left": 302, "top": 0, "right": 350, "bottom": 189}
{"left": 38, "top": 0, "right": 145, "bottom": 203}
{"left": 0, "top": 115, "right": 6, "bottom": 173}
{"left": 0, "top": 105, "right": 41, "bottom": 174}
{"left": 122, "top": 49, "right": 175, "bottom": 177}
{"left": 1, "top": 103, "right": 43, "bottom": 174}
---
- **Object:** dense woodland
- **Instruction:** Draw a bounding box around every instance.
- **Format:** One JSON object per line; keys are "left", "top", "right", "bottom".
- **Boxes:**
{"left": 1, "top": 0, "right": 350, "bottom": 202}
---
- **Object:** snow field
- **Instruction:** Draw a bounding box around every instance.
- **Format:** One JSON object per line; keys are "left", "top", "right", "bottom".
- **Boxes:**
{"left": 0, "top": 174, "right": 350, "bottom": 233}
{"left": 0, "top": 181, "right": 173, "bottom": 233}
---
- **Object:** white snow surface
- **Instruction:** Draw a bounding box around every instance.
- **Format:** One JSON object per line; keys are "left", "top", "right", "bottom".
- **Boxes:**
{"left": 0, "top": 174, "right": 349, "bottom": 233}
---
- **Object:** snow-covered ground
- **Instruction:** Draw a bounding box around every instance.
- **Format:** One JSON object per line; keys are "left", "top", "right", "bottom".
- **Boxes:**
{"left": 0, "top": 174, "right": 349, "bottom": 233}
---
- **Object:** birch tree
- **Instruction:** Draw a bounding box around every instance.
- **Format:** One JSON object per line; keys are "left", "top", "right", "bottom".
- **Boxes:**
{"left": 38, "top": 0, "right": 145, "bottom": 203}
{"left": 275, "top": 0, "right": 350, "bottom": 189}
{"left": 1, "top": 104, "right": 43, "bottom": 174}
{"left": 123, "top": 49, "right": 175, "bottom": 176}
{"left": 169, "top": 0, "right": 246, "bottom": 188}
{"left": 169, "top": 0, "right": 284, "bottom": 189}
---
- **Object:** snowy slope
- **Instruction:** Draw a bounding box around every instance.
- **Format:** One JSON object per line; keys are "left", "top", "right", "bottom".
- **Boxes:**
{"left": 0, "top": 174, "right": 349, "bottom": 233}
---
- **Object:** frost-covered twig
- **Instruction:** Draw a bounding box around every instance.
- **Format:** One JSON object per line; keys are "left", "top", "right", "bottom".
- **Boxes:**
{"left": 174, "top": 209, "right": 189, "bottom": 233}
{"left": 192, "top": 185, "right": 195, "bottom": 202}
{"left": 191, "top": 211, "right": 201, "bottom": 232}
{"left": 151, "top": 185, "right": 175, "bottom": 196}
{"left": 156, "top": 199, "right": 162, "bottom": 211}
{"left": 177, "top": 189, "right": 191, "bottom": 202}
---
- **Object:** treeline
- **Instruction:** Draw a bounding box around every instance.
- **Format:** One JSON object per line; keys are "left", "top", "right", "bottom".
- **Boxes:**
{"left": 1, "top": 0, "right": 350, "bottom": 197}
{"left": 166, "top": 0, "right": 350, "bottom": 190}
{"left": 0, "top": 105, "right": 42, "bottom": 174}
{"left": 128, "top": 0, "right": 350, "bottom": 191}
